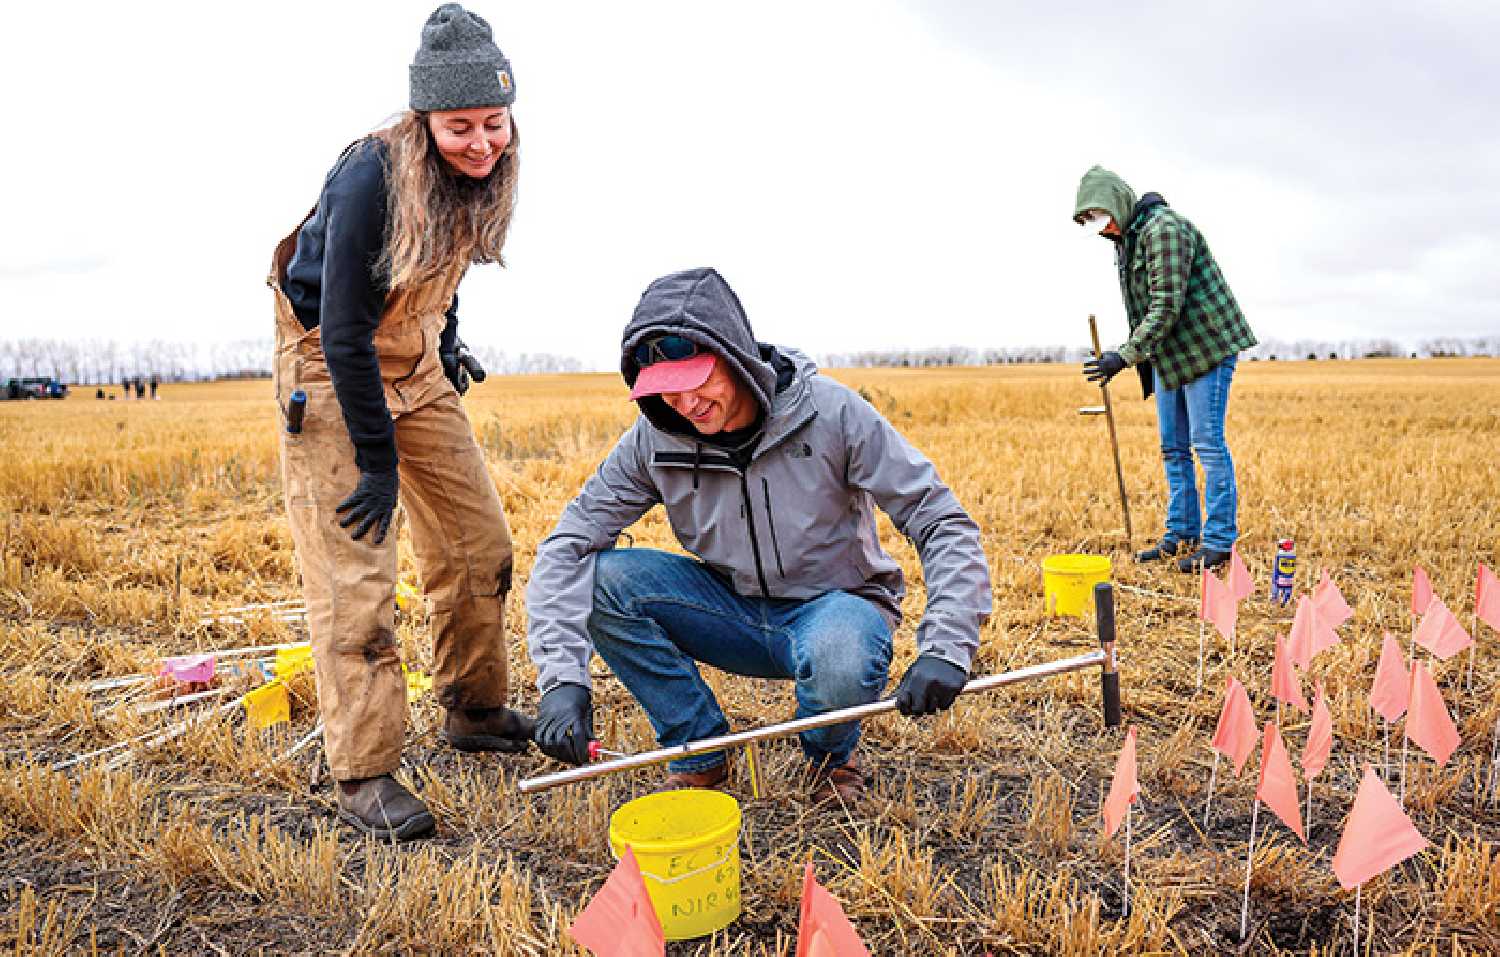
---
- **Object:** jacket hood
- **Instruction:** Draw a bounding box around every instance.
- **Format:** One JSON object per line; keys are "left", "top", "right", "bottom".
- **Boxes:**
{"left": 1126, "top": 191, "right": 1168, "bottom": 233}
{"left": 1073, "top": 165, "right": 1138, "bottom": 231}
{"left": 621, "top": 267, "right": 780, "bottom": 435}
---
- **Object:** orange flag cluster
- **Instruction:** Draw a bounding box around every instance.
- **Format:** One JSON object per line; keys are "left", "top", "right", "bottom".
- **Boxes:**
{"left": 570, "top": 852, "right": 873, "bottom": 957}
{"left": 1198, "top": 559, "right": 1475, "bottom": 903}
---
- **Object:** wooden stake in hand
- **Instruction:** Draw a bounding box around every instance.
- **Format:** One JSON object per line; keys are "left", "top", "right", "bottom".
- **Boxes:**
{"left": 1088, "top": 315, "right": 1133, "bottom": 545}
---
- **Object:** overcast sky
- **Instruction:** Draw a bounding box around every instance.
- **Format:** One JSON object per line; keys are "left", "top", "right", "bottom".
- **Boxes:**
{"left": 2, "top": 0, "right": 1495, "bottom": 369}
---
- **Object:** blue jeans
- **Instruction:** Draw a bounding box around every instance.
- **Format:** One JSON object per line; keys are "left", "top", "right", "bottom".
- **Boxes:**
{"left": 587, "top": 548, "right": 893, "bottom": 773}
{"left": 1154, "top": 353, "right": 1239, "bottom": 551}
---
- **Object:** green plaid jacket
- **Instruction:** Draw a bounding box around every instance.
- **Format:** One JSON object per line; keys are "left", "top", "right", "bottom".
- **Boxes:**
{"left": 1115, "top": 202, "right": 1256, "bottom": 392}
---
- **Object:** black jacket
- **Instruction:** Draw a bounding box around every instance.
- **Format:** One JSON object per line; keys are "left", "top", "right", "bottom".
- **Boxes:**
{"left": 284, "top": 138, "right": 458, "bottom": 473}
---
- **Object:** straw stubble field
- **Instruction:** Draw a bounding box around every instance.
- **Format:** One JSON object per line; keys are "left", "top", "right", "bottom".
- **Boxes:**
{"left": 2, "top": 359, "right": 1498, "bottom": 955}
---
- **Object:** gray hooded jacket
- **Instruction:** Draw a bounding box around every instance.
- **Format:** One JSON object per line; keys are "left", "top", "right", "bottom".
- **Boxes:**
{"left": 525, "top": 268, "right": 992, "bottom": 694}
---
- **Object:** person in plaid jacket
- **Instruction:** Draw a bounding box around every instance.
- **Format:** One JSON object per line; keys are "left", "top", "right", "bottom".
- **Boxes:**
{"left": 1073, "top": 166, "right": 1257, "bottom": 573}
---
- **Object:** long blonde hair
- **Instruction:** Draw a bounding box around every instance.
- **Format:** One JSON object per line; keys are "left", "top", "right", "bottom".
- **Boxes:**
{"left": 376, "top": 110, "right": 520, "bottom": 292}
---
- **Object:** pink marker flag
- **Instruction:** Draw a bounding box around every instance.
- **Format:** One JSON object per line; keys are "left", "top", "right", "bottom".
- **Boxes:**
{"left": 1332, "top": 765, "right": 1429, "bottom": 890}
{"left": 1102, "top": 726, "right": 1140, "bottom": 838}
{"left": 1256, "top": 721, "right": 1306, "bottom": 842}
{"left": 1288, "top": 596, "right": 1339, "bottom": 670}
{"left": 1302, "top": 682, "right": 1334, "bottom": 782}
{"left": 1369, "top": 632, "right": 1410, "bottom": 723}
{"left": 1412, "top": 565, "right": 1434, "bottom": 619}
{"left": 1228, "top": 545, "right": 1254, "bottom": 602}
{"left": 569, "top": 845, "right": 665, "bottom": 957}
{"left": 1477, "top": 563, "right": 1500, "bottom": 633}
{"left": 1412, "top": 597, "right": 1473, "bottom": 661}
{"left": 1406, "top": 661, "right": 1460, "bottom": 766}
{"left": 1212, "top": 675, "right": 1259, "bottom": 775}
{"left": 796, "top": 861, "right": 872, "bottom": 957}
{"left": 1201, "top": 569, "right": 1238, "bottom": 644}
{"left": 1272, "top": 633, "right": 1310, "bottom": 714}
{"left": 158, "top": 653, "right": 216, "bottom": 685}
{"left": 1312, "top": 570, "right": 1355, "bottom": 629}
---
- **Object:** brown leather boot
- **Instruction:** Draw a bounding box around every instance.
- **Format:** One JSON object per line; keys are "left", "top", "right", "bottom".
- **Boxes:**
{"left": 441, "top": 707, "right": 535, "bottom": 754}
{"left": 809, "top": 757, "right": 865, "bottom": 807}
{"left": 661, "top": 760, "right": 730, "bottom": 791}
{"left": 336, "top": 774, "right": 435, "bottom": 840}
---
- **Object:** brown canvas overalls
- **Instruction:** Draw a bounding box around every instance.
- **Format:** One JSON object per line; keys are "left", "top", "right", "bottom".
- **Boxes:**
{"left": 268, "top": 224, "right": 514, "bottom": 781}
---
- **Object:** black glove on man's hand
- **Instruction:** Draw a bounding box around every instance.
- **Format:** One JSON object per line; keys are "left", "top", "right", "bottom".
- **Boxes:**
{"left": 894, "top": 655, "right": 970, "bottom": 717}
{"left": 440, "top": 339, "right": 487, "bottom": 396}
{"left": 1083, "top": 351, "right": 1127, "bottom": 384}
{"left": 335, "top": 468, "right": 399, "bottom": 544}
{"left": 535, "top": 683, "right": 593, "bottom": 765}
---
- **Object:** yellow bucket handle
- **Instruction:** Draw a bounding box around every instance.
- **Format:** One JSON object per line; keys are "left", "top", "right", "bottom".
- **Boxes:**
{"left": 612, "top": 847, "right": 735, "bottom": 886}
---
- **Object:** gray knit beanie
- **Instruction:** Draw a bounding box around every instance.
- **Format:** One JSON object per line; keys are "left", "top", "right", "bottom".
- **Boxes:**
{"left": 409, "top": 4, "right": 515, "bottom": 111}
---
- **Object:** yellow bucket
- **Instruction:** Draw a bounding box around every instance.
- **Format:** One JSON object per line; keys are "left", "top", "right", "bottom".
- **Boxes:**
{"left": 608, "top": 789, "right": 742, "bottom": 940}
{"left": 1042, "top": 554, "right": 1112, "bottom": 617}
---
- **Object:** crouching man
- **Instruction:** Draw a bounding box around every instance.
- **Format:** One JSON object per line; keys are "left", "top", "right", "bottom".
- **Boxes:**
{"left": 525, "top": 267, "right": 992, "bottom": 805}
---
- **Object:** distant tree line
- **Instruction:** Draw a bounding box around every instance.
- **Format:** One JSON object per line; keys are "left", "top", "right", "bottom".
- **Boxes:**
{"left": 3, "top": 334, "right": 1495, "bottom": 382}
{"left": 823, "top": 336, "right": 1499, "bottom": 369}
{"left": 0, "top": 338, "right": 585, "bottom": 383}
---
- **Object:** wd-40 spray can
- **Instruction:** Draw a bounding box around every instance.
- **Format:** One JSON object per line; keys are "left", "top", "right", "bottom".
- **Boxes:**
{"left": 1272, "top": 538, "right": 1295, "bottom": 605}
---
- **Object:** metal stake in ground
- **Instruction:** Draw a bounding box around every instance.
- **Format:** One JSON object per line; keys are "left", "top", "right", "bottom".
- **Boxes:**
{"left": 1088, "top": 314, "right": 1132, "bottom": 544}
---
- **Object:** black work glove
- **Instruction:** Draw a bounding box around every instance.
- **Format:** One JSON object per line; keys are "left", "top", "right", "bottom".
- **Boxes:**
{"left": 440, "top": 339, "right": 487, "bottom": 396}
{"left": 894, "top": 655, "right": 969, "bottom": 717}
{"left": 335, "top": 468, "right": 399, "bottom": 544}
{"left": 534, "top": 683, "right": 593, "bottom": 765}
{"left": 1083, "top": 351, "right": 1127, "bottom": 385}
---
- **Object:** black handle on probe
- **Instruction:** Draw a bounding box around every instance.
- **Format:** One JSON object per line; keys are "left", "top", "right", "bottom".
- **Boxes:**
{"left": 1095, "top": 582, "right": 1122, "bottom": 728}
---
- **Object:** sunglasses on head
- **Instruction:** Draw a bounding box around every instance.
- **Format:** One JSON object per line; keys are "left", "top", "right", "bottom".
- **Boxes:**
{"left": 632, "top": 335, "right": 701, "bottom": 368}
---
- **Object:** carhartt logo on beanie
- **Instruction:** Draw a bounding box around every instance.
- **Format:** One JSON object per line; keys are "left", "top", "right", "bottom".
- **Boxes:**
{"left": 410, "top": 3, "right": 516, "bottom": 112}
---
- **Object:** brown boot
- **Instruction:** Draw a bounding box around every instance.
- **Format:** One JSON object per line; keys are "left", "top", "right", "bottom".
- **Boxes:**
{"left": 336, "top": 774, "right": 435, "bottom": 840}
{"left": 441, "top": 707, "right": 535, "bottom": 754}
{"left": 809, "top": 757, "right": 865, "bottom": 807}
{"left": 661, "top": 760, "right": 730, "bottom": 791}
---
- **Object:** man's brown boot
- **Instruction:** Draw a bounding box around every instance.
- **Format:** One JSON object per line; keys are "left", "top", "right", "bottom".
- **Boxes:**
{"left": 441, "top": 707, "right": 535, "bottom": 754}
{"left": 336, "top": 774, "right": 435, "bottom": 841}
{"left": 809, "top": 756, "right": 865, "bottom": 807}
{"left": 661, "top": 760, "right": 730, "bottom": 791}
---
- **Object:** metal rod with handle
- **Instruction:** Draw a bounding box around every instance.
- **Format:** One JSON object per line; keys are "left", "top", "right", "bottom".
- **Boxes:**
{"left": 520, "top": 648, "right": 1112, "bottom": 795}
{"left": 1088, "top": 314, "right": 1133, "bottom": 543}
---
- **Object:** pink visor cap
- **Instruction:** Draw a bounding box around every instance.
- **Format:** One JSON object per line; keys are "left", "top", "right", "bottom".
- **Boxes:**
{"left": 629, "top": 352, "right": 716, "bottom": 400}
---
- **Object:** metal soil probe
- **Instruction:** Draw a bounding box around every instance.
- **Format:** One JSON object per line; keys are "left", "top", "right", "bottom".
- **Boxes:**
{"left": 1086, "top": 314, "right": 1133, "bottom": 544}
{"left": 518, "top": 585, "right": 1123, "bottom": 794}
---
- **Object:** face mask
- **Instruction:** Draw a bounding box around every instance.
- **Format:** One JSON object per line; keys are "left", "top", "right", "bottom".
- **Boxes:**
{"left": 1083, "top": 211, "right": 1113, "bottom": 234}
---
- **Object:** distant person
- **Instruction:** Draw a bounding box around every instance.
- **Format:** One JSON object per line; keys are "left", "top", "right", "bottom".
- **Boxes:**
{"left": 1073, "top": 166, "right": 1257, "bottom": 573}
{"left": 120, "top": 376, "right": 130, "bottom": 400}
{"left": 95, "top": 388, "right": 105, "bottom": 400}
{"left": 526, "top": 267, "right": 992, "bottom": 807}
{"left": 268, "top": 3, "right": 530, "bottom": 840}
{"left": 149, "top": 375, "right": 159, "bottom": 400}
{"left": 133, "top": 377, "right": 145, "bottom": 400}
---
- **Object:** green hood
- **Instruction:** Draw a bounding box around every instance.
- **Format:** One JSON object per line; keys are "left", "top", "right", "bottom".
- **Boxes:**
{"left": 1073, "top": 165, "right": 1137, "bottom": 230}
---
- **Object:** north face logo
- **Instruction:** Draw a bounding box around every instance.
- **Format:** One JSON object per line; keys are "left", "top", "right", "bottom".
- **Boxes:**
{"left": 788, "top": 442, "right": 813, "bottom": 459}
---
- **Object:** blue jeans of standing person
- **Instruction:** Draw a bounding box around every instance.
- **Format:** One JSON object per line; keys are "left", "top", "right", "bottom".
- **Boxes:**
{"left": 587, "top": 548, "right": 894, "bottom": 774}
{"left": 1154, "top": 353, "right": 1239, "bottom": 551}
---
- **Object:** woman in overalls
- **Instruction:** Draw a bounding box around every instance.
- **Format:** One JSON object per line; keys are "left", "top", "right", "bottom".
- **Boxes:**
{"left": 267, "top": 3, "right": 531, "bottom": 840}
